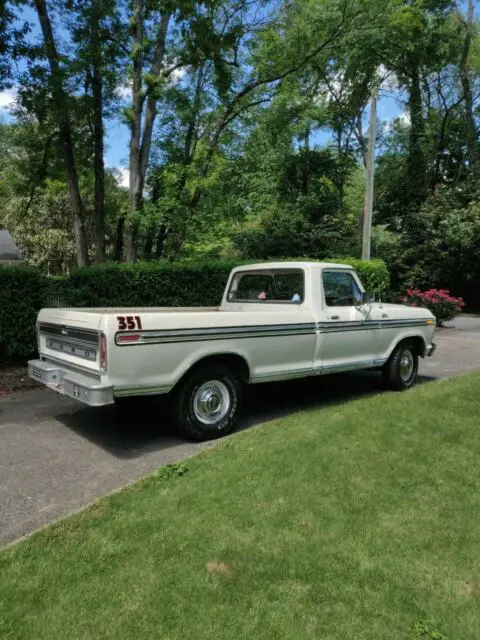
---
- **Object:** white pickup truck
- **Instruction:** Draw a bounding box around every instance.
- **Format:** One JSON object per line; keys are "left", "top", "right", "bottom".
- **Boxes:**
{"left": 28, "top": 261, "right": 436, "bottom": 440}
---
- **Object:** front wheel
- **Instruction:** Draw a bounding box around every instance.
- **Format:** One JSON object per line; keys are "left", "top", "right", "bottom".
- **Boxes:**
{"left": 172, "top": 365, "right": 242, "bottom": 441}
{"left": 383, "top": 342, "right": 418, "bottom": 391}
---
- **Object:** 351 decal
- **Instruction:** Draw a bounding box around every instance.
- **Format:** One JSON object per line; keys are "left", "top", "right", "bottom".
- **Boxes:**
{"left": 117, "top": 316, "right": 143, "bottom": 331}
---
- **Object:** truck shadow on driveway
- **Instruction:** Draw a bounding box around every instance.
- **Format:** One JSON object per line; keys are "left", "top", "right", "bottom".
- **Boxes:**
{"left": 55, "top": 372, "right": 437, "bottom": 459}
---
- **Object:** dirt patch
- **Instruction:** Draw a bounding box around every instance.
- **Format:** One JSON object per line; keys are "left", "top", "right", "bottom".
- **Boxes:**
{"left": 206, "top": 561, "right": 232, "bottom": 576}
{"left": 458, "top": 581, "right": 477, "bottom": 597}
{"left": 0, "top": 366, "right": 41, "bottom": 396}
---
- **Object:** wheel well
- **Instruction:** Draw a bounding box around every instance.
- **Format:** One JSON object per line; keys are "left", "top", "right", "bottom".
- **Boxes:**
{"left": 177, "top": 353, "right": 251, "bottom": 387}
{"left": 395, "top": 336, "right": 426, "bottom": 358}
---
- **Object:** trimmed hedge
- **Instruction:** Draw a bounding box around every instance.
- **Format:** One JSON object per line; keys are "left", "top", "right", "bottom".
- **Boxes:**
{"left": 0, "top": 267, "right": 47, "bottom": 361}
{"left": 2, "top": 258, "right": 389, "bottom": 361}
{"left": 65, "top": 260, "right": 248, "bottom": 308}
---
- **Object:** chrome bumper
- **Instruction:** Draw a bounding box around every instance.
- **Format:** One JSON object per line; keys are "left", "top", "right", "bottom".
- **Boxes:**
{"left": 426, "top": 342, "right": 436, "bottom": 357}
{"left": 28, "top": 359, "right": 114, "bottom": 407}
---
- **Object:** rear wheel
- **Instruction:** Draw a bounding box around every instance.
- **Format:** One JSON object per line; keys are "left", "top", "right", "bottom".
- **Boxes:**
{"left": 383, "top": 342, "right": 418, "bottom": 391}
{"left": 172, "top": 365, "right": 242, "bottom": 441}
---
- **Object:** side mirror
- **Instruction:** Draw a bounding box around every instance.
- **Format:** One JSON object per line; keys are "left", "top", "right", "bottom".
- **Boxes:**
{"left": 356, "top": 291, "right": 374, "bottom": 307}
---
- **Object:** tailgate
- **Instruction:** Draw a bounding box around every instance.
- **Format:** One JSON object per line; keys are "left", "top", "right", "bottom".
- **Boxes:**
{"left": 37, "top": 309, "right": 104, "bottom": 373}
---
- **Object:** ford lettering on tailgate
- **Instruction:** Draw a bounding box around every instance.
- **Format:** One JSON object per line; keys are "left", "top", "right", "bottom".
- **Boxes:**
{"left": 46, "top": 339, "right": 97, "bottom": 361}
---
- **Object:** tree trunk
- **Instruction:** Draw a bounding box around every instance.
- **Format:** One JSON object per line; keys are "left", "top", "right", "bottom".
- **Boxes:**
{"left": 124, "top": 7, "right": 171, "bottom": 263}
{"left": 155, "top": 224, "right": 168, "bottom": 259}
{"left": 90, "top": 0, "right": 106, "bottom": 262}
{"left": 459, "top": 0, "right": 478, "bottom": 169}
{"left": 407, "top": 58, "right": 427, "bottom": 206}
{"left": 431, "top": 110, "right": 450, "bottom": 193}
{"left": 144, "top": 222, "right": 156, "bottom": 258}
{"left": 114, "top": 217, "right": 124, "bottom": 261}
{"left": 123, "top": 0, "right": 144, "bottom": 263}
{"left": 34, "top": 0, "right": 90, "bottom": 267}
{"left": 184, "top": 63, "right": 205, "bottom": 162}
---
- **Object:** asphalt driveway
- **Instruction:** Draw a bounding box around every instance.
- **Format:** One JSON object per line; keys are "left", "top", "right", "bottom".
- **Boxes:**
{"left": 1, "top": 316, "right": 479, "bottom": 546}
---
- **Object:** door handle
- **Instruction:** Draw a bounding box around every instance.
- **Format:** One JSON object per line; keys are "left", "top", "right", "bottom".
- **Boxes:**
{"left": 381, "top": 313, "right": 389, "bottom": 318}
{"left": 330, "top": 315, "right": 340, "bottom": 320}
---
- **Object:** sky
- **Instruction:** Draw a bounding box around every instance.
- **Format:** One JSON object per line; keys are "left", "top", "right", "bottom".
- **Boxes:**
{"left": 0, "top": 3, "right": 412, "bottom": 185}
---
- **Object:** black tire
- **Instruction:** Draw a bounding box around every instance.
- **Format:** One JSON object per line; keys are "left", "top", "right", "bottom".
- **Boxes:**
{"left": 172, "top": 365, "right": 242, "bottom": 441}
{"left": 383, "top": 342, "right": 419, "bottom": 391}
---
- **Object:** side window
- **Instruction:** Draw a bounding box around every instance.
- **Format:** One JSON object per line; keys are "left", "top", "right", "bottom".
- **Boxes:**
{"left": 323, "top": 271, "right": 361, "bottom": 307}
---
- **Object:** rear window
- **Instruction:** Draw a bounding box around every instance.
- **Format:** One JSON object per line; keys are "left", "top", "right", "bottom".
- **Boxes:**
{"left": 227, "top": 270, "right": 304, "bottom": 303}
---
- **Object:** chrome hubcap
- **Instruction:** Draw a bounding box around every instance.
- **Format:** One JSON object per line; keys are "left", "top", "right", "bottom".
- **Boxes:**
{"left": 193, "top": 380, "right": 230, "bottom": 426}
{"left": 399, "top": 350, "right": 414, "bottom": 381}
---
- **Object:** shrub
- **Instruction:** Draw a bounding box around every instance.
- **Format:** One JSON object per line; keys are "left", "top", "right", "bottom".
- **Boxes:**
{"left": 44, "top": 276, "right": 70, "bottom": 307}
{"left": 403, "top": 288, "right": 465, "bottom": 325}
{"left": 382, "top": 191, "right": 480, "bottom": 308}
{"left": 66, "top": 260, "right": 249, "bottom": 308}
{"left": 0, "top": 267, "right": 47, "bottom": 361}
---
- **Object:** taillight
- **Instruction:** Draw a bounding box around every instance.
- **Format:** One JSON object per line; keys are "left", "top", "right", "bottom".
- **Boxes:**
{"left": 116, "top": 333, "right": 141, "bottom": 344}
{"left": 100, "top": 333, "right": 107, "bottom": 372}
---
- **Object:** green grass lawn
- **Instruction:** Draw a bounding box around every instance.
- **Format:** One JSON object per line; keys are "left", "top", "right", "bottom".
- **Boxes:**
{"left": 2, "top": 374, "right": 480, "bottom": 639}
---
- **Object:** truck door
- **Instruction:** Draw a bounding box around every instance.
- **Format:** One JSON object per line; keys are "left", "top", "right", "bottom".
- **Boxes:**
{"left": 315, "top": 270, "right": 379, "bottom": 373}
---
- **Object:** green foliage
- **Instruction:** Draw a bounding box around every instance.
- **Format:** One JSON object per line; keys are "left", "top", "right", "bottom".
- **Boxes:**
{"left": 0, "top": 267, "right": 46, "bottom": 361}
{"left": 227, "top": 141, "right": 362, "bottom": 263}
{"left": 381, "top": 187, "right": 480, "bottom": 306}
{"left": 232, "top": 206, "right": 358, "bottom": 265}
{"left": 153, "top": 462, "right": 189, "bottom": 481}
{"left": 414, "top": 618, "right": 449, "bottom": 640}
{"left": 0, "top": 121, "right": 128, "bottom": 272}
{"left": 2, "top": 0, "right": 478, "bottom": 311}
{"left": 44, "top": 276, "right": 71, "bottom": 308}
{"left": 66, "top": 260, "right": 248, "bottom": 307}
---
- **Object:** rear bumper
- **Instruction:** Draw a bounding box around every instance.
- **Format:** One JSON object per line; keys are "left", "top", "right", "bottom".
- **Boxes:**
{"left": 28, "top": 359, "right": 114, "bottom": 407}
{"left": 426, "top": 342, "right": 436, "bottom": 357}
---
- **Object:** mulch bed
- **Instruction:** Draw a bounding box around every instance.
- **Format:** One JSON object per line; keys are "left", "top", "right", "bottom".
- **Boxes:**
{"left": 0, "top": 366, "right": 41, "bottom": 396}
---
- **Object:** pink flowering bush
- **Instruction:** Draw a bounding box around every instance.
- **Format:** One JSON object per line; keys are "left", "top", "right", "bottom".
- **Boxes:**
{"left": 402, "top": 288, "right": 465, "bottom": 325}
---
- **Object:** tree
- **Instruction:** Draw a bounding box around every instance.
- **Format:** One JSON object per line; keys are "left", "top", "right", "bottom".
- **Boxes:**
{"left": 33, "top": 0, "right": 90, "bottom": 266}
{"left": 372, "top": 0, "right": 458, "bottom": 208}
{"left": 458, "top": 0, "right": 478, "bottom": 169}
{"left": 122, "top": 0, "right": 172, "bottom": 262}
{"left": 0, "top": 2, "right": 31, "bottom": 91}
{"left": 1, "top": 0, "right": 478, "bottom": 297}
{"left": 89, "top": 0, "right": 107, "bottom": 262}
{"left": 67, "top": 0, "right": 125, "bottom": 262}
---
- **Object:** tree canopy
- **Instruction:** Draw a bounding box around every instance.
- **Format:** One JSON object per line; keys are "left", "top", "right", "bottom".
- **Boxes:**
{"left": 0, "top": 0, "right": 479, "bottom": 303}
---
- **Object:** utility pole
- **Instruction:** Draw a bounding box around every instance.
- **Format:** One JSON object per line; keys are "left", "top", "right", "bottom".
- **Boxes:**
{"left": 362, "top": 91, "right": 377, "bottom": 260}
